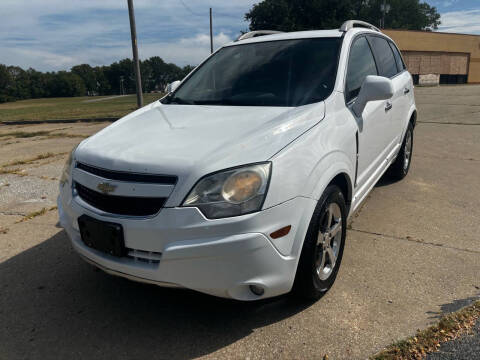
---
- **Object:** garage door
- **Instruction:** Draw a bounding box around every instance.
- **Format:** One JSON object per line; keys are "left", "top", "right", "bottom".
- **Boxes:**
{"left": 402, "top": 51, "right": 469, "bottom": 76}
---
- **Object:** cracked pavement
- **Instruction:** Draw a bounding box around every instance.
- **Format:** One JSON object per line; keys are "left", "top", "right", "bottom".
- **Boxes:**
{"left": 1, "top": 86, "right": 480, "bottom": 360}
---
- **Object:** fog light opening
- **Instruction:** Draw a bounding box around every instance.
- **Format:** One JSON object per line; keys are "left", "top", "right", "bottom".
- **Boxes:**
{"left": 249, "top": 284, "right": 265, "bottom": 296}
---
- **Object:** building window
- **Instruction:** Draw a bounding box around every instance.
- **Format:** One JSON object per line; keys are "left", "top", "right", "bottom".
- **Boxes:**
{"left": 439, "top": 74, "right": 468, "bottom": 84}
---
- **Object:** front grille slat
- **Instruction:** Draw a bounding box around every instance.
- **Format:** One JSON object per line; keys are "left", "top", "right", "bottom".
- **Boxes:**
{"left": 75, "top": 182, "right": 165, "bottom": 217}
{"left": 127, "top": 249, "right": 162, "bottom": 265}
{"left": 76, "top": 162, "right": 177, "bottom": 185}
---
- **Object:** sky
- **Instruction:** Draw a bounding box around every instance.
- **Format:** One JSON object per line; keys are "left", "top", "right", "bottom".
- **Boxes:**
{"left": 0, "top": 0, "right": 479, "bottom": 72}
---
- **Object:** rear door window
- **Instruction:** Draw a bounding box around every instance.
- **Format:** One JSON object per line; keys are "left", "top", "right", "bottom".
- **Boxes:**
{"left": 389, "top": 41, "right": 406, "bottom": 73}
{"left": 368, "top": 36, "right": 398, "bottom": 78}
{"left": 345, "top": 36, "right": 378, "bottom": 103}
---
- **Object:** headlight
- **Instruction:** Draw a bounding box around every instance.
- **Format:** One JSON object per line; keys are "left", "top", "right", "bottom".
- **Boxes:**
{"left": 183, "top": 163, "right": 271, "bottom": 219}
{"left": 59, "top": 146, "right": 77, "bottom": 186}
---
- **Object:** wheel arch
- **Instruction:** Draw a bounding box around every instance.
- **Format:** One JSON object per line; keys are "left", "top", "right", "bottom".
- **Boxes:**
{"left": 289, "top": 166, "right": 354, "bottom": 264}
{"left": 398, "top": 105, "right": 417, "bottom": 143}
{"left": 307, "top": 152, "right": 355, "bottom": 211}
{"left": 328, "top": 172, "right": 353, "bottom": 214}
{"left": 410, "top": 109, "right": 417, "bottom": 128}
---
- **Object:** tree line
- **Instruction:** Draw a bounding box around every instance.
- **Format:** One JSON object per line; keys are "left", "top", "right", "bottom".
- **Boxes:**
{"left": 245, "top": 0, "right": 440, "bottom": 32}
{"left": 0, "top": 57, "right": 194, "bottom": 103}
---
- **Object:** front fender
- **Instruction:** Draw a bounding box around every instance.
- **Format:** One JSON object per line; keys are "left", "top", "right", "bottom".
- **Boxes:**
{"left": 264, "top": 116, "right": 356, "bottom": 209}
{"left": 286, "top": 150, "right": 355, "bottom": 259}
{"left": 306, "top": 150, "right": 355, "bottom": 201}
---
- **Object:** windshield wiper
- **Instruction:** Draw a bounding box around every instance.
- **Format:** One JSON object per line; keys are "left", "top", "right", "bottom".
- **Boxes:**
{"left": 169, "top": 96, "right": 194, "bottom": 105}
{"left": 191, "top": 99, "right": 240, "bottom": 106}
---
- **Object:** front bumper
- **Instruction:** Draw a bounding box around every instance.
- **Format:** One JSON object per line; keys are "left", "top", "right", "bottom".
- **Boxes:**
{"left": 58, "top": 184, "right": 316, "bottom": 300}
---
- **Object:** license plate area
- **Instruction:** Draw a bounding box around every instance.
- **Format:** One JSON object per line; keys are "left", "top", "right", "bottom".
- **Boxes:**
{"left": 78, "top": 215, "right": 126, "bottom": 257}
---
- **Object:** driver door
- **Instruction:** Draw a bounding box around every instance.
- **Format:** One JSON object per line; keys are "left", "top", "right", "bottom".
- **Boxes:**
{"left": 345, "top": 35, "right": 391, "bottom": 199}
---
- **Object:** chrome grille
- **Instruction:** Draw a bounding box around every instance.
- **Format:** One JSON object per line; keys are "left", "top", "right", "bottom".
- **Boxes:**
{"left": 127, "top": 249, "right": 162, "bottom": 265}
{"left": 76, "top": 162, "right": 177, "bottom": 185}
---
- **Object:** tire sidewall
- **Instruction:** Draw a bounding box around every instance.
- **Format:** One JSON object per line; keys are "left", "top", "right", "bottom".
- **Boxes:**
{"left": 402, "top": 123, "right": 414, "bottom": 176}
{"left": 293, "top": 185, "right": 347, "bottom": 299}
{"left": 311, "top": 188, "right": 347, "bottom": 292}
{"left": 389, "top": 122, "right": 414, "bottom": 180}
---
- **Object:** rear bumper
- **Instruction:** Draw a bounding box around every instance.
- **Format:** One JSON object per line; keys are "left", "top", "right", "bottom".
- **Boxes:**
{"left": 58, "top": 185, "right": 316, "bottom": 300}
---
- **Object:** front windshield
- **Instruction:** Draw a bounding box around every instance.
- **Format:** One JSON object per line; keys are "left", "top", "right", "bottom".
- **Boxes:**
{"left": 163, "top": 37, "right": 341, "bottom": 107}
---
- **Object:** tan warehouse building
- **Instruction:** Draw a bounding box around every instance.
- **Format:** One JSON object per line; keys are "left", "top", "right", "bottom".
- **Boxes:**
{"left": 383, "top": 29, "right": 480, "bottom": 85}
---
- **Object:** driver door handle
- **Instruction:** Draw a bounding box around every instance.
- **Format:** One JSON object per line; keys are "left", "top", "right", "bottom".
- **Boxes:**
{"left": 385, "top": 101, "right": 393, "bottom": 112}
{"left": 404, "top": 88, "right": 410, "bottom": 95}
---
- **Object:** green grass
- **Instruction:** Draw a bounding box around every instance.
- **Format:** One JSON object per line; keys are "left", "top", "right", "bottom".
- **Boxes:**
{"left": 0, "top": 130, "right": 88, "bottom": 140}
{"left": 0, "top": 93, "right": 163, "bottom": 122}
{"left": 0, "top": 131, "right": 51, "bottom": 138}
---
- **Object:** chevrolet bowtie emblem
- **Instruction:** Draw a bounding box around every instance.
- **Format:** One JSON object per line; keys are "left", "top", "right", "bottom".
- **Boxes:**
{"left": 97, "top": 182, "right": 117, "bottom": 194}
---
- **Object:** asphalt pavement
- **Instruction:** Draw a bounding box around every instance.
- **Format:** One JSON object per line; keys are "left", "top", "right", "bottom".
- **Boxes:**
{"left": 427, "top": 320, "right": 480, "bottom": 360}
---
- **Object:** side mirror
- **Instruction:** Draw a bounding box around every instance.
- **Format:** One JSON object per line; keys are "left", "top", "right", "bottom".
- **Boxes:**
{"left": 352, "top": 75, "right": 394, "bottom": 117}
{"left": 166, "top": 80, "right": 181, "bottom": 93}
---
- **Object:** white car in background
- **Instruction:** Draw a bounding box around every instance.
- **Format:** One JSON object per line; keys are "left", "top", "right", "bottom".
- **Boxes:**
{"left": 58, "top": 20, "right": 416, "bottom": 301}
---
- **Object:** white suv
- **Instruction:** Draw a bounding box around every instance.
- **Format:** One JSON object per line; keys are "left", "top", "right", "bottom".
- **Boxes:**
{"left": 58, "top": 20, "right": 416, "bottom": 301}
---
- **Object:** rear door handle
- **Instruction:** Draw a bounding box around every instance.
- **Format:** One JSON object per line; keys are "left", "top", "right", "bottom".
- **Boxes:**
{"left": 404, "top": 88, "right": 410, "bottom": 95}
{"left": 385, "top": 101, "right": 393, "bottom": 111}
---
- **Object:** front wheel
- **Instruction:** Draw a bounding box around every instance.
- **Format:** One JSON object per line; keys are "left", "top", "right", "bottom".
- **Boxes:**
{"left": 388, "top": 122, "right": 414, "bottom": 180}
{"left": 292, "top": 185, "right": 347, "bottom": 300}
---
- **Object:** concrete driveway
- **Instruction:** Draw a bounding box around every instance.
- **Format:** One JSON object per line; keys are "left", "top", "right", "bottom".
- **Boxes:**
{"left": 1, "top": 85, "right": 479, "bottom": 359}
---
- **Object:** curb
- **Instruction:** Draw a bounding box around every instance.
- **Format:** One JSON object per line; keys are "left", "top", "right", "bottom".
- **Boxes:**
{"left": 1, "top": 117, "right": 118, "bottom": 126}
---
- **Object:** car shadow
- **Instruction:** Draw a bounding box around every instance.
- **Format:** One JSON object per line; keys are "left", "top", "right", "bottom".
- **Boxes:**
{"left": 374, "top": 173, "right": 397, "bottom": 188}
{"left": 1, "top": 230, "right": 313, "bottom": 359}
{"left": 426, "top": 294, "right": 480, "bottom": 321}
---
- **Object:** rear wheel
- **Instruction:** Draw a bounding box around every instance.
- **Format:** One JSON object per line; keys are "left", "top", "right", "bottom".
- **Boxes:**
{"left": 292, "top": 185, "right": 346, "bottom": 300}
{"left": 388, "top": 122, "right": 414, "bottom": 180}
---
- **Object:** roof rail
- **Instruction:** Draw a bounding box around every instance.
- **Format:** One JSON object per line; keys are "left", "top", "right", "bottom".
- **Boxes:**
{"left": 340, "top": 20, "right": 380, "bottom": 33}
{"left": 236, "top": 30, "right": 283, "bottom": 41}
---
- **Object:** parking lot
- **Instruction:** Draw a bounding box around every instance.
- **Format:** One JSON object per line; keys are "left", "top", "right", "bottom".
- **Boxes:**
{"left": 1, "top": 85, "right": 479, "bottom": 359}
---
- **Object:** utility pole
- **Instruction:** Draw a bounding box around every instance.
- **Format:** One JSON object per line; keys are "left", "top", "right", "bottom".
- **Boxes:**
{"left": 120, "top": 76, "right": 125, "bottom": 95}
{"left": 380, "top": 0, "right": 391, "bottom": 29}
{"left": 127, "top": 0, "right": 143, "bottom": 108}
{"left": 209, "top": 8, "right": 213, "bottom": 54}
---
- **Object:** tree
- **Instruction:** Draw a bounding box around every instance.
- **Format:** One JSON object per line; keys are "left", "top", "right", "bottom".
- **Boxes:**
{"left": 181, "top": 65, "right": 196, "bottom": 78}
{"left": 0, "top": 65, "right": 13, "bottom": 102}
{"left": 245, "top": 0, "right": 440, "bottom": 31}
{"left": 71, "top": 64, "right": 97, "bottom": 95}
{"left": 141, "top": 56, "right": 190, "bottom": 92}
{"left": 46, "top": 72, "right": 86, "bottom": 97}
{"left": 246, "top": 0, "right": 356, "bottom": 32}
{"left": 6, "top": 66, "right": 31, "bottom": 100}
{"left": 360, "top": 0, "right": 441, "bottom": 30}
{"left": 27, "top": 68, "right": 49, "bottom": 98}
{"left": 103, "top": 59, "right": 136, "bottom": 95}
{"left": 93, "top": 67, "right": 111, "bottom": 95}
{"left": 419, "top": 1, "right": 441, "bottom": 30}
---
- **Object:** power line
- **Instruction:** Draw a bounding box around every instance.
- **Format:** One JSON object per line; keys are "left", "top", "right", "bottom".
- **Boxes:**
{"left": 179, "top": 0, "right": 204, "bottom": 17}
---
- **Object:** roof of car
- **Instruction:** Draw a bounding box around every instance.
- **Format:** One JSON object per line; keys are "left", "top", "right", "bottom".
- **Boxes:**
{"left": 224, "top": 28, "right": 379, "bottom": 47}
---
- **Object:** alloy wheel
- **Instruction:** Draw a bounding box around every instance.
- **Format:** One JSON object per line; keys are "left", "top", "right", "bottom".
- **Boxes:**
{"left": 315, "top": 202, "right": 343, "bottom": 281}
{"left": 404, "top": 129, "right": 412, "bottom": 171}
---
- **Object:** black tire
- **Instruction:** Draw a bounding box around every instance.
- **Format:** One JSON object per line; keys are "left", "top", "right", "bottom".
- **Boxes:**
{"left": 292, "top": 185, "right": 347, "bottom": 301}
{"left": 388, "top": 122, "right": 414, "bottom": 180}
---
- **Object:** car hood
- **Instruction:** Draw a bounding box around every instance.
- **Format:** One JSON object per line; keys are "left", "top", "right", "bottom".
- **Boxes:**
{"left": 76, "top": 100, "right": 325, "bottom": 199}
